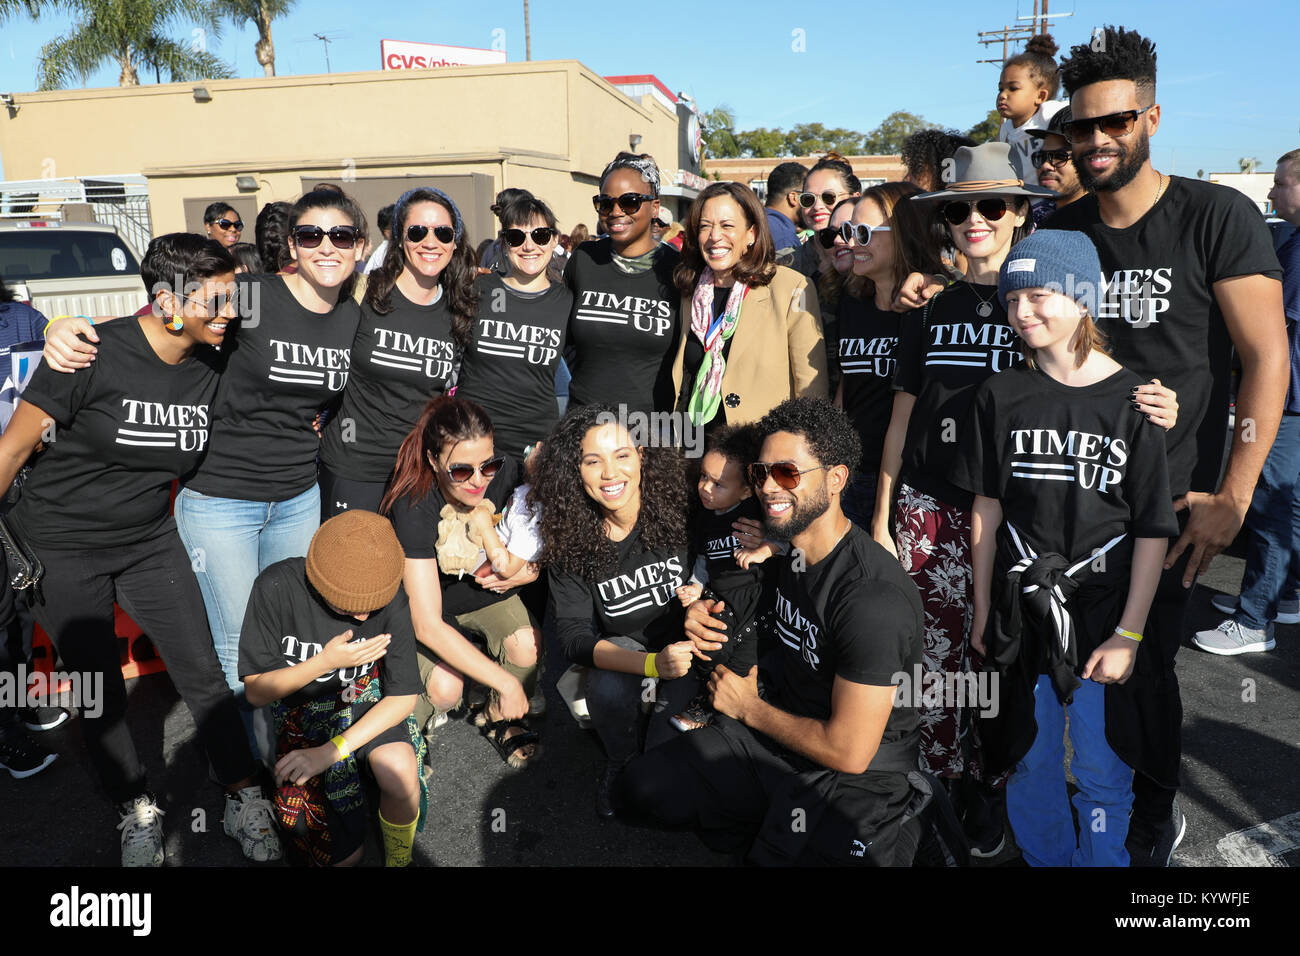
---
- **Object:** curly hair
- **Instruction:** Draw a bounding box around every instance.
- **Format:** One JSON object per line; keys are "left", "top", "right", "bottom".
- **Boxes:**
{"left": 1059, "top": 25, "right": 1157, "bottom": 101}
{"left": 364, "top": 188, "right": 478, "bottom": 351}
{"left": 527, "top": 404, "right": 688, "bottom": 580}
{"left": 901, "top": 129, "right": 976, "bottom": 192}
{"left": 674, "top": 181, "right": 776, "bottom": 294}
{"left": 758, "top": 397, "right": 862, "bottom": 475}
{"left": 705, "top": 423, "right": 764, "bottom": 473}
{"left": 1004, "top": 33, "right": 1061, "bottom": 99}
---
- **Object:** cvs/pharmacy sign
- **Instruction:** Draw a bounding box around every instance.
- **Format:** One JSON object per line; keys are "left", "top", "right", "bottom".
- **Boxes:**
{"left": 381, "top": 39, "right": 506, "bottom": 71}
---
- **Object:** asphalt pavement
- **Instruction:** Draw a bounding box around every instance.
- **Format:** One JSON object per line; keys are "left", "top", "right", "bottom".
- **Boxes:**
{"left": 1, "top": 552, "right": 1295, "bottom": 868}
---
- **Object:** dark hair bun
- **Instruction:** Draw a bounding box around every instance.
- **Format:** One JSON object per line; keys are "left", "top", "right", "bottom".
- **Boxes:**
{"left": 1025, "top": 33, "right": 1058, "bottom": 58}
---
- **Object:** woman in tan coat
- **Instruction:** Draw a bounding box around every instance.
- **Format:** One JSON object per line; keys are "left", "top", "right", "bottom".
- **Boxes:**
{"left": 670, "top": 182, "right": 828, "bottom": 431}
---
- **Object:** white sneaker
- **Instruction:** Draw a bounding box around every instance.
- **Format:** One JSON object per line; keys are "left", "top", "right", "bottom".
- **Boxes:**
{"left": 223, "top": 786, "right": 283, "bottom": 862}
{"left": 1211, "top": 593, "right": 1300, "bottom": 624}
{"left": 1192, "top": 618, "right": 1276, "bottom": 656}
{"left": 117, "top": 795, "right": 165, "bottom": 867}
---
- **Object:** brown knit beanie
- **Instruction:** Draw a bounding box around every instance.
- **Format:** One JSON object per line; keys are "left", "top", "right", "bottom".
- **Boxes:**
{"left": 305, "top": 511, "right": 405, "bottom": 614}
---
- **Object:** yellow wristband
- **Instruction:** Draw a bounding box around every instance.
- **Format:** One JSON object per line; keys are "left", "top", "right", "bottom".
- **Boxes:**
{"left": 330, "top": 734, "right": 351, "bottom": 759}
{"left": 1115, "top": 627, "right": 1143, "bottom": 643}
{"left": 643, "top": 653, "right": 659, "bottom": 679}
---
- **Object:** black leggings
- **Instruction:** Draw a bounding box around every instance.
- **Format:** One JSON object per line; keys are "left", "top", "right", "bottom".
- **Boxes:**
{"left": 30, "top": 531, "right": 255, "bottom": 803}
{"left": 318, "top": 463, "right": 389, "bottom": 522}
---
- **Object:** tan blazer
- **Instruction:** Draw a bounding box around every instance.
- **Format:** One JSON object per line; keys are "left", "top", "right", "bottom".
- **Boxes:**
{"left": 670, "top": 264, "right": 828, "bottom": 426}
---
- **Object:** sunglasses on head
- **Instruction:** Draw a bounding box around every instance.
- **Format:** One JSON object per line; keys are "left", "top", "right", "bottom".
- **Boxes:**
{"left": 798, "top": 190, "right": 842, "bottom": 209}
{"left": 1032, "top": 148, "right": 1073, "bottom": 169}
{"left": 445, "top": 455, "right": 505, "bottom": 484}
{"left": 748, "top": 460, "right": 829, "bottom": 491}
{"left": 942, "top": 198, "right": 1010, "bottom": 226}
{"left": 215, "top": 218, "right": 243, "bottom": 231}
{"left": 292, "top": 225, "right": 358, "bottom": 250}
{"left": 1062, "top": 106, "right": 1152, "bottom": 143}
{"left": 501, "top": 227, "right": 557, "bottom": 247}
{"left": 406, "top": 223, "right": 456, "bottom": 244}
{"left": 592, "top": 192, "right": 655, "bottom": 216}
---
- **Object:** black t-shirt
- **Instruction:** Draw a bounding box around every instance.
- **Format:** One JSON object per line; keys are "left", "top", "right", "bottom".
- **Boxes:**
{"left": 563, "top": 238, "right": 681, "bottom": 414}
{"left": 838, "top": 294, "right": 901, "bottom": 471}
{"left": 764, "top": 525, "right": 922, "bottom": 738}
{"left": 692, "top": 496, "right": 765, "bottom": 623}
{"left": 12, "top": 318, "right": 221, "bottom": 549}
{"left": 550, "top": 524, "right": 688, "bottom": 668}
{"left": 319, "top": 287, "right": 457, "bottom": 483}
{"left": 893, "top": 282, "right": 1022, "bottom": 508}
{"left": 387, "top": 454, "right": 521, "bottom": 617}
{"left": 1042, "top": 176, "right": 1283, "bottom": 496}
{"left": 186, "top": 274, "right": 362, "bottom": 501}
{"left": 237, "top": 557, "right": 421, "bottom": 710}
{"left": 455, "top": 273, "right": 572, "bottom": 462}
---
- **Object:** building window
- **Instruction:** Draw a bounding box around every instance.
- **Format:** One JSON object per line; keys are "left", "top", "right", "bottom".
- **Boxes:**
{"left": 749, "top": 179, "right": 767, "bottom": 201}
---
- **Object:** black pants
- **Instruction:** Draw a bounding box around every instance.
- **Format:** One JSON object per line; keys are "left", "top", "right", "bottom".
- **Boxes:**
{"left": 30, "top": 531, "right": 255, "bottom": 803}
{"left": 686, "top": 595, "right": 759, "bottom": 685}
{"left": 585, "top": 635, "right": 701, "bottom": 764}
{"left": 318, "top": 463, "right": 389, "bottom": 521}
{"left": 619, "top": 714, "right": 920, "bottom": 865}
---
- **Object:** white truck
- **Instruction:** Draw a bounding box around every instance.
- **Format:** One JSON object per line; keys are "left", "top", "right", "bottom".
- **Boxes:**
{"left": 0, "top": 220, "right": 148, "bottom": 318}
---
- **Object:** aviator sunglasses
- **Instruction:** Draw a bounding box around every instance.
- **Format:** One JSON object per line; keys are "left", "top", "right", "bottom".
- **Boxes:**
{"left": 798, "top": 189, "right": 843, "bottom": 209}
{"left": 292, "top": 225, "right": 358, "bottom": 249}
{"left": 748, "top": 460, "right": 829, "bottom": 491}
{"left": 406, "top": 224, "right": 456, "bottom": 244}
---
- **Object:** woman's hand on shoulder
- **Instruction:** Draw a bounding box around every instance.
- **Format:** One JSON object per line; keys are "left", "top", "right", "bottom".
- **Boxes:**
{"left": 1133, "top": 378, "right": 1178, "bottom": 431}
{"left": 43, "top": 316, "right": 101, "bottom": 372}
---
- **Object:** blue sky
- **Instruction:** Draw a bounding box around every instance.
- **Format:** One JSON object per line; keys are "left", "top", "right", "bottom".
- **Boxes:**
{"left": 0, "top": 0, "right": 1294, "bottom": 180}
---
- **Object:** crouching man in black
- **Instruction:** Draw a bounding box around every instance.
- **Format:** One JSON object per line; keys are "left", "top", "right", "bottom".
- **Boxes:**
{"left": 618, "top": 398, "right": 927, "bottom": 865}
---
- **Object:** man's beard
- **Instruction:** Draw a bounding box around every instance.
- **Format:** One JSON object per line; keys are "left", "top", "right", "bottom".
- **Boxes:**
{"left": 1076, "top": 128, "right": 1151, "bottom": 193}
{"left": 763, "top": 482, "right": 831, "bottom": 543}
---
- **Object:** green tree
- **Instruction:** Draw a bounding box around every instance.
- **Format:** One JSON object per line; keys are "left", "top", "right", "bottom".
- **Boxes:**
{"left": 34, "top": 0, "right": 234, "bottom": 90}
{"left": 701, "top": 105, "right": 741, "bottom": 158}
{"left": 215, "top": 0, "right": 295, "bottom": 77}
{"left": 966, "top": 109, "right": 1002, "bottom": 145}
{"left": 736, "top": 127, "right": 787, "bottom": 158}
{"left": 787, "top": 122, "right": 864, "bottom": 156}
{"left": 863, "top": 111, "right": 933, "bottom": 155}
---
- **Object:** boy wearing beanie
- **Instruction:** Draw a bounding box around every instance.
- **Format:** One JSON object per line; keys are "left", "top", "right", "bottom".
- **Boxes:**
{"left": 949, "top": 230, "right": 1179, "bottom": 865}
{"left": 239, "top": 511, "right": 426, "bottom": 866}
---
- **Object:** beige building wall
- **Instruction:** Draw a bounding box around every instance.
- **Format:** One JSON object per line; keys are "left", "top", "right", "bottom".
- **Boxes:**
{"left": 0, "top": 60, "right": 684, "bottom": 243}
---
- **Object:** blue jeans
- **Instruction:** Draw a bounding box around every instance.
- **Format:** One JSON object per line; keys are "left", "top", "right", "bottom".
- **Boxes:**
{"left": 174, "top": 485, "right": 321, "bottom": 695}
{"left": 1006, "top": 675, "right": 1133, "bottom": 867}
{"left": 1237, "top": 414, "right": 1300, "bottom": 629}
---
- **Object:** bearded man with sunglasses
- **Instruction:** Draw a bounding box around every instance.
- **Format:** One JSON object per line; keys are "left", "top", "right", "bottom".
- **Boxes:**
{"left": 619, "top": 398, "right": 927, "bottom": 866}
{"left": 1039, "top": 26, "right": 1289, "bottom": 868}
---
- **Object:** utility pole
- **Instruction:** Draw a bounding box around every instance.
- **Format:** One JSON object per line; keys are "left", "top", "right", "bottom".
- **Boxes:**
{"left": 524, "top": 1, "right": 531, "bottom": 61}
{"left": 977, "top": 0, "right": 1072, "bottom": 65}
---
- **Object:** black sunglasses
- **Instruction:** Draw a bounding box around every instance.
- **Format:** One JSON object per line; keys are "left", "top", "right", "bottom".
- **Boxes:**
{"left": 182, "top": 290, "right": 239, "bottom": 316}
{"left": 1032, "top": 148, "right": 1073, "bottom": 169}
{"left": 816, "top": 227, "right": 838, "bottom": 249}
{"left": 292, "top": 225, "right": 358, "bottom": 250}
{"left": 592, "top": 192, "right": 655, "bottom": 216}
{"left": 942, "top": 198, "right": 1010, "bottom": 226}
{"left": 215, "top": 217, "right": 243, "bottom": 231}
{"left": 501, "top": 227, "right": 557, "bottom": 247}
{"left": 445, "top": 455, "right": 505, "bottom": 485}
{"left": 748, "top": 461, "right": 828, "bottom": 491}
{"left": 1062, "top": 106, "right": 1152, "bottom": 143}
{"left": 406, "top": 224, "right": 456, "bottom": 244}
{"left": 798, "top": 190, "right": 843, "bottom": 209}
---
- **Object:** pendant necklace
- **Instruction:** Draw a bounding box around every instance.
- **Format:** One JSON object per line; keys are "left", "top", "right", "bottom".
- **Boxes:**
{"left": 970, "top": 282, "right": 996, "bottom": 318}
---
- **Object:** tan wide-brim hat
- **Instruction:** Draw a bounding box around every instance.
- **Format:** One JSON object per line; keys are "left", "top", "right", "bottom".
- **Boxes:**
{"left": 912, "top": 142, "right": 1057, "bottom": 202}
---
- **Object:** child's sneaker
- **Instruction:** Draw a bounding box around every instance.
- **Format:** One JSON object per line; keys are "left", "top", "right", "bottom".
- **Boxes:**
{"left": 1192, "top": 619, "right": 1275, "bottom": 656}
{"left": 0, "top": 727, "right": 57, "bottom": 778}
{"left": 670, "top": 694, "right": 714, "bottom": 733}
{"left": 223, "top": 785, "right": 283, "bottom": 862}
{"left": 117, "top": 794, "right": 165, "bottom": 867}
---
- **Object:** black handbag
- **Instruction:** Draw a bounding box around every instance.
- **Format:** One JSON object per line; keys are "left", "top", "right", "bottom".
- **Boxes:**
{"left": 0, "top": 513, "right": 43, "bottom": 598}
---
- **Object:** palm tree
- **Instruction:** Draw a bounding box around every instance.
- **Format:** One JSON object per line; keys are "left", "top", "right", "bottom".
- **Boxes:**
{"left": 215, "top": 0, "right": 295, "bottom": 77}
{"left": 34, "top": 0, "right": 234, "bottom": 90}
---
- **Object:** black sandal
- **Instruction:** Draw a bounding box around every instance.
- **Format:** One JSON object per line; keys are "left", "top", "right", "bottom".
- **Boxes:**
{"left": 483, "top": 719, "right": 540, "bottom": 769}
